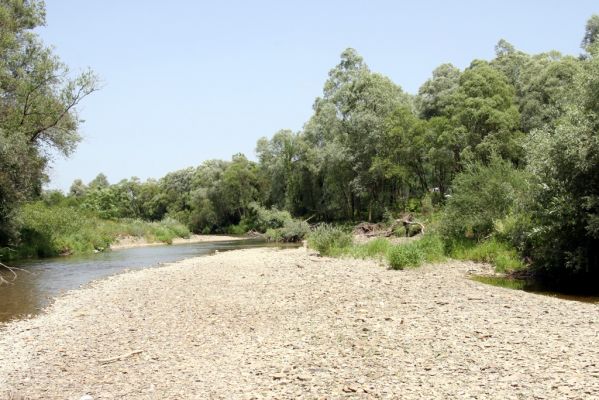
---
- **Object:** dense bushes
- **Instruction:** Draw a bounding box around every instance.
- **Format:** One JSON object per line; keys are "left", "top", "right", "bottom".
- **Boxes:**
{"left": 307, "top": 225, "right": 353, "bottom": 256}
{"left": 4, "top": 202, "right": 190, "bottom": 259}
{"left": 440, "top": 157, "right": 531, "bottom": 241}
{"left": 307, "top": 224, "right": 445, "bottom": 270}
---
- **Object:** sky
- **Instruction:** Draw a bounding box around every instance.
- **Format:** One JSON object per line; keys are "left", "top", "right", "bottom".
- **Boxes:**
{"left": 39, "top": 0, "right": 598, "bottom": 191}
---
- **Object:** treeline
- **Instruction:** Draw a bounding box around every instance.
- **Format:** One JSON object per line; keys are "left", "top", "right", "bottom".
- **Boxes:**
{"left": 56, "top": 16, "right": 598, "bottom": 288}
{"left": 1, "top": 0, "right": 598, "bottom": 289}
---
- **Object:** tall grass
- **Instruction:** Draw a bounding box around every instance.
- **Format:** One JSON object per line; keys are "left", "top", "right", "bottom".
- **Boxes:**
{"left": 307, "top": 224, "right": 445, "bottom": 270}
{"left": 307, "top": 224, "right": 353, "bottom": 256}
{"left": 10, "top": 202, "right": 190, "bottom": 259}
{"left": 447, "top": 238, "right": 524, "bottom": 273}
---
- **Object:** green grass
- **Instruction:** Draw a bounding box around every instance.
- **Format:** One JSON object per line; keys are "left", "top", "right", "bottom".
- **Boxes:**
{"left": 307, "top": 224, "right": 446, "bottom": 270}
{"left": 470, "top": 275, "right": 527, "bottom": 290}
{"left": 448, "top": 238, "right": 524, "bottom": 273}
{"left": 8, "top": 202, "right": 190, "bottom": 259}
{"left": 307, "top": 222, "right": 523, "bottom": 273}
{"left": 307, "top": 224, "right": 353, "bottom": 256}
{"left": 348, "top": 238, "right": 392, "bottom": 259}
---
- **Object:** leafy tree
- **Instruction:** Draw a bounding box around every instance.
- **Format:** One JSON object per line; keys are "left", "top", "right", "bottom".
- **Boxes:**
{"left": 416, "top": 63, "right": 461, "bottom": 119}
{"left": 525, "top": 43, "right": 599, "bottom": 285}
{"left": 447, "top": 60, "right": 522, "bottom": 165}
{"left": 88, "top": 173, "right": 110, "bottom": 190}
{"left": 69, "top": 179, "right": 87, "bottom": 198}
{"left": 582, "top": 14, "right": 599, "bottom": 51}
{"left": 0, "top": 0, "right": 98, "bottom": 245}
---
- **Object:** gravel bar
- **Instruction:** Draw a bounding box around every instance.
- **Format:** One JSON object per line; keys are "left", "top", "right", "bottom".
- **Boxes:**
{"left": 1, "top": 248, "right": 598, "bottom": 399}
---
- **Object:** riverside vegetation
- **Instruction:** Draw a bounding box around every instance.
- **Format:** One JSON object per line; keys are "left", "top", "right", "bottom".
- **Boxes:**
{"left": 1, "top": 0, "right": 598, "bottom": 292}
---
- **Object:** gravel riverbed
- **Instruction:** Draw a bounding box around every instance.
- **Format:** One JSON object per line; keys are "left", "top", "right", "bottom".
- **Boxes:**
{"left": 0, "top": 248, "right": 598, "bottom": 399}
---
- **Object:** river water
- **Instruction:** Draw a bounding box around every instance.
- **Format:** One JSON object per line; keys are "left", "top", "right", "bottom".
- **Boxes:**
{"left": 0, "top": 239, "right": 290, "bottom": 323}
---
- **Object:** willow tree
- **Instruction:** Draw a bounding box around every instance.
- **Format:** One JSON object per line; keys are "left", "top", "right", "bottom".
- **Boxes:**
{"left": 0, "top": 0, "right": 98, "bottom": 245}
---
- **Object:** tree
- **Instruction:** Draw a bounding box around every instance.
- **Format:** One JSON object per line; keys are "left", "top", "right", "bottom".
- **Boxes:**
{"left": 68, "top": 179, "right": 87, "bottom": 198}
{"left": 88, "top": 173, "right": 109, "bottom": 190}
{"left": 582, "top": 14, "right": 599, "bottom": 51}
{"left": 0, "top": 0, "right": 98, "bottom": 245}
{"left": 416, "top": 63, "right": 461, "bottom": 119}
{"left": 447, "top": 60, "right": 522, "bottom": 165}
{"left": 524, "top": 43, "right": 599, "bottom": 286}
{"left": 303, "top": 48, "right": 411, "bottom": 220}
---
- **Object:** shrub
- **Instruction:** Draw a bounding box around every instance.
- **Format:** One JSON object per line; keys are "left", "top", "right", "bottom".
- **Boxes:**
{"left": 265, "top": 228, "right": 283, "bottom": 242}
{"left": 440, "top": 157, "right": 531, "bottom": 241}
{"left": 387, "top": 244, "right": 423, "bottom": 270}
{"left": 308, "top": 224, "right": 352, "bottom": 256}
{"left": 13, "top": 202, "right": 191, "bottom": 258}
{"left": 415, "top": 234, "right": 445, "bottom": 263}
{"left": 243, "top": 202, "right": 292, "bottom": 232}
{"left": 279, "top": 219, "right": 310, "bottom": 242}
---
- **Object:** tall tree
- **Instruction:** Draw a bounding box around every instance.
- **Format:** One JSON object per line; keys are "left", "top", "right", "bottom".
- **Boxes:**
{"left": 0, "top": 0, "right": 98, "bottom": 245}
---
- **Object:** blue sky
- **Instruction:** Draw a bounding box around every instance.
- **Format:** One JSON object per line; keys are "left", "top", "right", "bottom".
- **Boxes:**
{"left": 39, "top": 1, "right": 598, "bottom": 191}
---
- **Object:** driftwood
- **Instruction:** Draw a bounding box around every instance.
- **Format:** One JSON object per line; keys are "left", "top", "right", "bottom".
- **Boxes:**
{"left": 245, "top": 230, "right": 264, "bottom": 238}
{"left": 354, "top": 214, "right": 425, "bottom": 238}
{"left": 0, "top": 262, "right": 30, "bottom": 286}
{"left": 99, "top": 350, "right": 143, "bottom": 365}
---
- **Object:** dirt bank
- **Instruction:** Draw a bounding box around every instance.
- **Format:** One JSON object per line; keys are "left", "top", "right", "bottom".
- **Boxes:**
{"left": 0, "top": 248, "right": 597, "bottom": 399}
{"left": 109, "top": 234, "right": 244, "bottom": 250}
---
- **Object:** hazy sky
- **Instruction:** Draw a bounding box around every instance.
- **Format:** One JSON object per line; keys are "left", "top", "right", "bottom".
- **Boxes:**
{"left": 39, "top": 1, "right": 597, "bottom": 191}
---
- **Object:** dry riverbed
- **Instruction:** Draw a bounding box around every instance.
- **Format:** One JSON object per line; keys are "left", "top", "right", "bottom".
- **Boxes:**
{"left": 0, "top": 248, "right": 598, "bottom": 399}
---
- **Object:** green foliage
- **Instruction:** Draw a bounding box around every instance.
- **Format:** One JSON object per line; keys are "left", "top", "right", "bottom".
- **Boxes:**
{"left": 265, "top": 219, "right": 310, "bottom": 243}
{"left": 470, "top": 275, "right": 526, "bottom": 290}
{"left": 386, "top": 234, "right": 446, "bottom": 269}
{"left": 243, "top": 203, "right": 292, "bottom": 232}
{"left": 441, "top": 157, "right": 531, "bottom": 241}
{"left": 10, "top": 202, "right": 189, "bottom": 259}
{"left": 0, "top": 0, "right": 98, "bottom": 246}
{"left": 448, "top": 238, "right": 524, "bottom": 273}
{"left": 387, "top": 244, "right": 423, "bottom": 270}
{"left": 349, "top": 238, "right": 392, "bottom": 259}
{"left": 522, "top": 46, "right": 599, "bottom": 283}
{"left": 264, "top": 228, "right": 283, "bottom": 242}
{"left": 307, "top": 224, "right": 353, "bottom": 256}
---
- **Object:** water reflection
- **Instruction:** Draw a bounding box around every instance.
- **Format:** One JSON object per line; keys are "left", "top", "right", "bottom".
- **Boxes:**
{"left": 0, "top": 239, "right": 294, "bottom": 323}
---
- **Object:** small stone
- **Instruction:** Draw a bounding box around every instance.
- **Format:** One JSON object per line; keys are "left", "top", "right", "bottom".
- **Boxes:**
{"left": 80, "top": 395, "right": 94, "bottom": 400}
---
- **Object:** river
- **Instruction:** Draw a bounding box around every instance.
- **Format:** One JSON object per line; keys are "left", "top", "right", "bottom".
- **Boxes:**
{"left": 0, "top": 238, "right": 292, "bottom": 323}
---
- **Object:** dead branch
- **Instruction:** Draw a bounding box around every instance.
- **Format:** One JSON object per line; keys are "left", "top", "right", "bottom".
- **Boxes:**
{"left": 99, "top": 350, "right": 143, "bottom": 365}
{"left": 0, "top": 262, "right": 30, "bottom": 286}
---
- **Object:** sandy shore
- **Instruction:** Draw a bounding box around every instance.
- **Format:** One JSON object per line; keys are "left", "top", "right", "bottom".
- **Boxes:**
{"left": 1, "top": 248, "right": 598, "bottom": 399}
{"left": 109, "top": 234, "right": 244, "bottom": 250}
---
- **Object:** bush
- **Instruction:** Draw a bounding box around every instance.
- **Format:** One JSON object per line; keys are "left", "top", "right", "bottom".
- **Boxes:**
{"left": 387, "top": 244, "right": 423, "bottom": 270}
{"left": 13, "top": 202, "right": 191, "bottom": 258}
{"left": 279, "top": 219, "right": 310, "bottom": 242}
{"left": 243, "top": 202, "right": 292, "bottom": 232}
{"left": 265, "top": 228, "right": 283, "bottom": 242}
{"left": 440, "top": 157, "right": 531, "bottom": 241}
{"left": 415, "top": 234, "right": 446, "bottom": 263}
{"left": 308, "top": 224, "right": 352, "bottom": 256}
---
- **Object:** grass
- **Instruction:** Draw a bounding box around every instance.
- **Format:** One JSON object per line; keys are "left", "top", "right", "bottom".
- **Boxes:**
{"left": 448, "top": 238, "right": 524, "bottom": 273}
{"left": 307, "top": 224, "right": 446, "bottom": 270}
{"left": 470, "top": 275, "right": 527, "bottom": 290}
{"left": 6, "top": 202, "right": 190, "bottom": 259}
{"left": 307, "top": 222, "right": 525, "bottom": 275}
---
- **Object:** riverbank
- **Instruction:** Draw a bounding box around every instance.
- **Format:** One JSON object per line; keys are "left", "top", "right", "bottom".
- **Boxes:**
{"left": 109, "top": 234, "right": 244, "bottom": 250}
{"left": 1, "top": 248, "right": 597, "bottom": 399}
